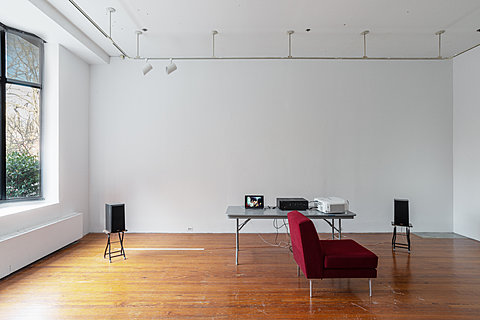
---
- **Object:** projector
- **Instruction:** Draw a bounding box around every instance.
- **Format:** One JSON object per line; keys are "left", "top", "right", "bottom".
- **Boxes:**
{"left": 315, "top": 197, "right": 349, "bottom": 214}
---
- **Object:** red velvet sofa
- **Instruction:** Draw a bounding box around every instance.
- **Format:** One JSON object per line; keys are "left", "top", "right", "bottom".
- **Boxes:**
{"left": 288, "top": 210, "right": 378, "bottom": 297}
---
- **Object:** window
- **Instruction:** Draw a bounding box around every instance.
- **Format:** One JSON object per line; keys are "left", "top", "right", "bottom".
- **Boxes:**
{"left": 0, "top": 23, "right": 43, "bottom": 201}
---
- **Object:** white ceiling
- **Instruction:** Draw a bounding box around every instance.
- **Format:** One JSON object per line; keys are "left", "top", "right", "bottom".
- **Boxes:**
{"left": 6, "top": 0, "right": 480, "bottom": 62}
{"left": 0, "top": 0, "right": 108, "bottom": 64}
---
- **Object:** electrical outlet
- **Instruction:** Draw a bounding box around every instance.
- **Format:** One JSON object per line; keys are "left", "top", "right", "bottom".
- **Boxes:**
{"left": 187, "top": 227, "right": 193, "bottom": 232}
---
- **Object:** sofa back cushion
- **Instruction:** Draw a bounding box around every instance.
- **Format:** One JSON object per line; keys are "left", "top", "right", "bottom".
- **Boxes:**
{"left": 288, "top": 211, "right": 324, "bottom": 278}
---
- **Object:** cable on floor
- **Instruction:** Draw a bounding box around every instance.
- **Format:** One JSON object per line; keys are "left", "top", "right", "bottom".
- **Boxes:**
{"left": 256, "top": 219, "right": 292, "bottom": 252}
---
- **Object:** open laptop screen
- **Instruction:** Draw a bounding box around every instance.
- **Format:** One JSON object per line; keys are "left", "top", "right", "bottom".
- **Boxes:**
{"left": 245, "top": 195, "right": 264, "bottom": 209}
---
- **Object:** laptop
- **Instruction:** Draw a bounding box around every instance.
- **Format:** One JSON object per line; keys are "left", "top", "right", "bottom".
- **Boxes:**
{"left": 245, "top": 195, "right": 264, "bottom": 209}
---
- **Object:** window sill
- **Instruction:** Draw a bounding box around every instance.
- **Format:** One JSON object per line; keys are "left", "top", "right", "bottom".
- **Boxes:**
{"left": 0, "top": 200, "right": 59, "bottom": 218}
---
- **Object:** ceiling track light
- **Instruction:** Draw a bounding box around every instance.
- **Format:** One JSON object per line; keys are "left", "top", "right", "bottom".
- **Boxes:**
{"left": 135, "top": 31, "right": 153, "bottom": 75}
{"left": 143, "top": 59, "right": 153, "bottom": 75}
{"left": 166, "top": 58, "right": 177, "bottom": 75}
{"left": 361, "top": 30, "right": 370, "bottom": 58}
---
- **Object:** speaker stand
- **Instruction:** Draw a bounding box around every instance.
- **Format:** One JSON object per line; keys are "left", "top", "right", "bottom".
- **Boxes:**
{"left": 103, "top": 230, "right": 127, "bottom": 263}
{"left": 392, "top": 224, "right": 412, "bottom": 253}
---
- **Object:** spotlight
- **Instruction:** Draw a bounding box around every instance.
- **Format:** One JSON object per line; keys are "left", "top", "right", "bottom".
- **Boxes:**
{"left": 166, "top": 58, "right": 177, "bottom": 75}
{"left": 142, "top": 59, "right": 153, "bottom": 75}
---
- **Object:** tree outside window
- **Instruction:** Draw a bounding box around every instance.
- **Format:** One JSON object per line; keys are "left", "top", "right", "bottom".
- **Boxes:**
{"left": 1, "top": 24, "right": 43, "bottom": 200}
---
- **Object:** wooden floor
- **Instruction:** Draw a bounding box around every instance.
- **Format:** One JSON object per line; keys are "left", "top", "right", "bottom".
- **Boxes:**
{"left": 1, "top": 233, "right": 480, "bottom": 319}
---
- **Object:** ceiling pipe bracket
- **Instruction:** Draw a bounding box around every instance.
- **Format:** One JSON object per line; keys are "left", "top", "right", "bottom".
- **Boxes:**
{"left": 135, "top": 30, "right": 143, "bottom": 59}
{"left": 287, "top": 30, "right": 294, "bottom": 58}
{"left": 212, "top": 30, "right": 218, "bottom": 57}
{"left": 106, "top": 7, "right": 116, "bottom": 38}
{"left": 68, "top": 0, "right": 128, "bottom": 57}
{"left": 361, "top": 30, "right": 370, "bottom": 58}
{"left": 435, "top": 30, "right": 445, "bottom": 58}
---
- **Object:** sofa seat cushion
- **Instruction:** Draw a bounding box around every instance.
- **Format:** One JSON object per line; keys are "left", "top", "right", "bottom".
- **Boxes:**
{"left": 322, "top": 239, "right": 378, "bottom": 269}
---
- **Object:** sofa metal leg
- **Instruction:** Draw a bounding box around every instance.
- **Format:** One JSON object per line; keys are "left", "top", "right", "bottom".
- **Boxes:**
{"left": 297, "top": 265, "right": 300, "bottom": 277}
{"left": 309, "top": 280, "right": 313, "bottom": 298}
{"left": 369, "top": 279, "right": 372, "bottom": 297}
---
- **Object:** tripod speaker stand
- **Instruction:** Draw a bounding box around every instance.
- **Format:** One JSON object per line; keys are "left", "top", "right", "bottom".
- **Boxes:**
{"left": 103, "top": 230, "right": 126, "bottom": 262}
{"left": 392, "top": 199, "right": 412, "bottom": 252}
{"left": 104, "top": 203, "right": 127, "bottom": 262}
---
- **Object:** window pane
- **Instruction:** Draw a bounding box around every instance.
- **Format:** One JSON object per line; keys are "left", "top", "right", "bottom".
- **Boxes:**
{"left": 6, "top": 32, "right": 40, "bottom": 84}
{"left": 6, "top": 84, "right": 40, "bottom": 199}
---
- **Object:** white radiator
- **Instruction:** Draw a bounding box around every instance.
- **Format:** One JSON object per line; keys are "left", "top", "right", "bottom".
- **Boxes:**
{"left": 0, "top": 212, "right": 83, "bottom": 279}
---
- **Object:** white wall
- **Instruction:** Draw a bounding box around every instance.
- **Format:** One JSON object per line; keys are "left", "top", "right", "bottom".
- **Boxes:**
{"left": 453, "top": 47, "right": 480, "bottom": 241}
{"left": 89, "top": 59, "right": 453, "bottom": 233}
{"left": 0, "top": 44, "right": 90, "bottom": 277}
{"left": 57, "top": 45, "right": 90, "bottom": 233}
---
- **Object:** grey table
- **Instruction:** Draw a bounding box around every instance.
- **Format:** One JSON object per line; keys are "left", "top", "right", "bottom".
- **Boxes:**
{"left": 226, "top": 206, "right": 356, "bottom": 265}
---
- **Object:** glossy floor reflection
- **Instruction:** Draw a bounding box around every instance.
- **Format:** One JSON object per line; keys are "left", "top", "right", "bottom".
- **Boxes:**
{"left": 0, "top": 233, "right": 479, "bottom": 319}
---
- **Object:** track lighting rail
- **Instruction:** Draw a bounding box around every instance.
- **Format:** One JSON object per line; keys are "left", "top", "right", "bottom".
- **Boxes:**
{"left": 68, "top": 0, "right": 479, "bottom": 62}
{"left": 68, "top": 0, "right": 128, "bottom": 57}
{"left": 452, "top": 42, "right": 480, "bottom": 58}
{"left": 130, "top": 56, "right": 448, "bottom": 61}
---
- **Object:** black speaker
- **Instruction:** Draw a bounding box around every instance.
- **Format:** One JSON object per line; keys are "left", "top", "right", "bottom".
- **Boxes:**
{"left": 105, "top": 203, "right": 125, "bottom": 233}
{"left": 394, "top": 199, "right": 409, "bottom": 227}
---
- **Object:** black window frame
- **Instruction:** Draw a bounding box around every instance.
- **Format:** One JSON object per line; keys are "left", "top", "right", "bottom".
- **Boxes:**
{"left": 0, "top": 22, "right": 44, "bottom": 202}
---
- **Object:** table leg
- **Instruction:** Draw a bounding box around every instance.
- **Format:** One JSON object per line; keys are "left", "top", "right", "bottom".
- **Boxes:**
{"left": 236, "top": 218, "right": 239, "bottom": 265}
{"left": 339, "top": 219, "right": 342, "bottom": 239}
